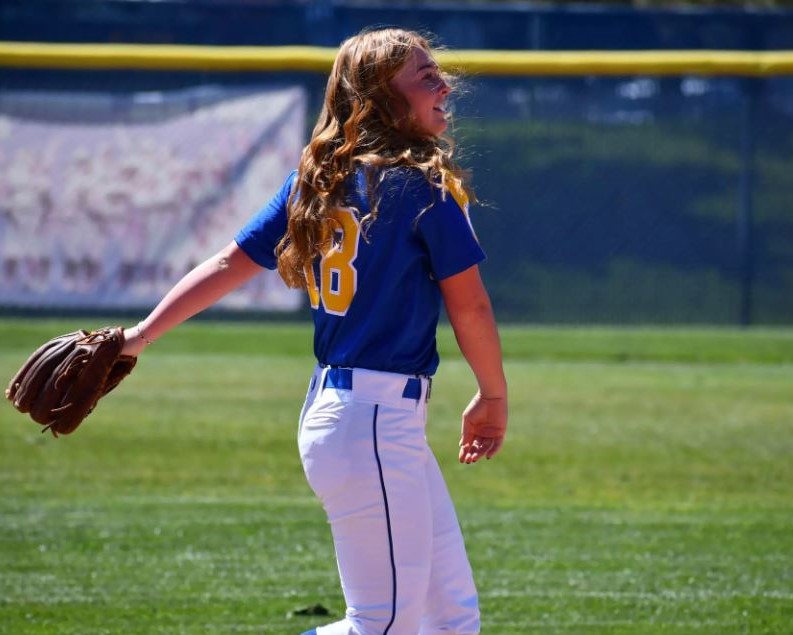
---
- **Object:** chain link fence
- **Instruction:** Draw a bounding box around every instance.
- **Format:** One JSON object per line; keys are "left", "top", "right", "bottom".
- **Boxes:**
{"left": 1, "top": 2, "right": 792, "bottom": 324}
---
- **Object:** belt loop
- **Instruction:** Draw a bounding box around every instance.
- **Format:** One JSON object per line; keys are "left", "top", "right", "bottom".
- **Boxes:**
{"left": 425, "top": 376, "right": 432, "bottom": 402}
{"left": 319, "top": 365, "right": 330, "bottom": 392}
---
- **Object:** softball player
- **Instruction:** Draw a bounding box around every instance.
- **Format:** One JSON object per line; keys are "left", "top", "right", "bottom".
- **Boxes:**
{"left": 122, "top": 28, "right": 507, "bottom": 635}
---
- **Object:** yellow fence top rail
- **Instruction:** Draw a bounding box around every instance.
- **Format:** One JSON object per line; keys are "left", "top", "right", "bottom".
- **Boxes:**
{"left": 2, "top": 41, "right": 793, "bottom": 76}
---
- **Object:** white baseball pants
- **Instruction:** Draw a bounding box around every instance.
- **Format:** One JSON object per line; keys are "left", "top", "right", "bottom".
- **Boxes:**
{"left": 297, "top": 365, "right": 480, "bottom": 635}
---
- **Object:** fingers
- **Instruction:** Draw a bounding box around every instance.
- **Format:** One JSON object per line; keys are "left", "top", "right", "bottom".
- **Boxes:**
{"left": 458, "top": 435, "right": 498, "bottom": 464}
{"left": 485, "top": 436, "right": 504, "bottom": 460}
{"left": 458, "top": 390, "right": 508, "bottom": 464}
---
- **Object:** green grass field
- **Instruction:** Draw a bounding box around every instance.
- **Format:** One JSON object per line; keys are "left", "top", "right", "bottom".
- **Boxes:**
{"left": 1, "top": 319, "right": 792, "bottom": 634}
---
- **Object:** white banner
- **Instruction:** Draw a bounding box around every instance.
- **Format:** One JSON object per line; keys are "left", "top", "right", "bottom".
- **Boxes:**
{"left": 0, "top": 86, "right": 306, "bottom": 311}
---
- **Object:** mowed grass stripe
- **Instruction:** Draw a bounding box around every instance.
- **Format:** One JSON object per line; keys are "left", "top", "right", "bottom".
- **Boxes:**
{"left": 2, "top": 318, "right": 793, "bottom": 363}
{"left": 2, "top": 501, "right": 791, "bottom": 633}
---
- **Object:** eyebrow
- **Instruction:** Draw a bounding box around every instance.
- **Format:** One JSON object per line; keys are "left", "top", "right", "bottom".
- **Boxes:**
{"left": 416, "top": 62, "right": 438, "bottom": 73}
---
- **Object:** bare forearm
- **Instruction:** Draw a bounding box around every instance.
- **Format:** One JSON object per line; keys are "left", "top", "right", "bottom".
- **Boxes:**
{"left": 124, "top": 242, "right": 261, "bottom": 353}
{"left": 138, "top": 260, "right": 230, "bottom": 340}
{"left": 440, "top": 265, "right": 506, "bottom": 398}
{"left": 447, "top": 296, "right": 507, "bottom": 398}
{"left": 440, "top": 265, "right": 508, "bottom": 462}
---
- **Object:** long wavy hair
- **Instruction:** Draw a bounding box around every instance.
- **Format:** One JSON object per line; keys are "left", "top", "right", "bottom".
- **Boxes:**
{"left": 276, "top": 27, "right": 474, "bottom": 289}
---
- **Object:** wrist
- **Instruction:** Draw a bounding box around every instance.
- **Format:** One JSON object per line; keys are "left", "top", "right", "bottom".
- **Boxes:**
{"left": 476, "top": 368, "right": 506, "bottom": 396}
{"left": 136, "top": 322, "right": 155, "bottom": 346}
{"left": 478, "top": 383, "right": 507, "bottom": 401}
{"left": 121, "top": 324, "right": 153, "bottom": 358}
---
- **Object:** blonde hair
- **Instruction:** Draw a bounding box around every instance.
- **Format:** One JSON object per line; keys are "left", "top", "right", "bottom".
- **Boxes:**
{"left": 276, "top": 27, "right": 474, "bottom": 289}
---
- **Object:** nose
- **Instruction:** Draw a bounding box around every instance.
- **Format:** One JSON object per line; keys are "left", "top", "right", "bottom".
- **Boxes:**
{"left": 438, "top": 77, "right": 451, "bottom": 97}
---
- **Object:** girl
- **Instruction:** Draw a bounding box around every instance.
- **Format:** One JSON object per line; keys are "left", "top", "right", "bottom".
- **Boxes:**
{"left": 122, "top": 28, "right": 507, "bottom": 635}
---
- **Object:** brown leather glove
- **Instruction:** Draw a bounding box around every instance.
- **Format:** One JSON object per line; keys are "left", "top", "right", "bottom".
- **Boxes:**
{"left": 5, "top": 326, "right": 137, "bottom": 437}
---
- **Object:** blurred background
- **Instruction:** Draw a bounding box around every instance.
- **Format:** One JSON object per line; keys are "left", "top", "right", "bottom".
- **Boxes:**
{"left": 1, "top": 0, "right": 792, "bottom": 325}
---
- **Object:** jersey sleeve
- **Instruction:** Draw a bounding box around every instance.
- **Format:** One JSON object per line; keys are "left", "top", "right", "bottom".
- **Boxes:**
{"left": 234, "top": 170, "right": 296, "bottom": 270}
{"left": 415, "top": 182, "right": 486, "bottom": 281}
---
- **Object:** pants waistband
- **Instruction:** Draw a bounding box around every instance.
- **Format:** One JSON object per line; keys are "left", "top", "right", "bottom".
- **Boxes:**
{"left": 315, "top": 365, "right": 432, "bottom": 404}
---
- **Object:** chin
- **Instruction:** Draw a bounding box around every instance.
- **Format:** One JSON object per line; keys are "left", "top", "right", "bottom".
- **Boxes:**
{"left": 428, "top": 120, "right": 448, "bottom": 137}
{"left": 409, "top": 117, "right": 447, "bottom": 139}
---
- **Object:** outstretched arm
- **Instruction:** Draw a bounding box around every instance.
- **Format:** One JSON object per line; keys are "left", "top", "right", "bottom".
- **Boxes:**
{"left": 439, "top": 264, "right": 508, "bottom": 464}
{"left": 121, "top": 241, "right": 263, "bottom": 357}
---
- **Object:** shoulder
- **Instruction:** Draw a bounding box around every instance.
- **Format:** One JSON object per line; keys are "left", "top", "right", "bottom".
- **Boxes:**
{"left": 377, "top": 166, "right": 428, "bottom": 197}
{"left": 282, "top": 169, "right": 299, "bottom": 198}
{"left": 440, "top": 172, "right": 470, "bottom": 215}
{"left": 234, "top": 169, "right": 298, "bottom": 270}
{"left": 377, "top": 167, "right": 465, "bottom": 214}
{"left": 258, "top": 169, "right": 298, "bottom": 219}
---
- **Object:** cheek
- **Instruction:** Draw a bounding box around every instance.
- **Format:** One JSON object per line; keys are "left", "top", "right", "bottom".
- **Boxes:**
{"left": 391, "top": 98, "right": 408, "bottom": 119}
{"left": 409, "top": 91, "right": 434, "bottom": 118}
{"left": 390, "top": 88, "right": 413, "bottom": 120}
{"left": 399, "top": 90, "right": 418, "bottom": 115}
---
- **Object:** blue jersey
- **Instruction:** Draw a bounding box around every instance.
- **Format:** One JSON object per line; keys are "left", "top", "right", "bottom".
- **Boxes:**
{"left": 235, "top": 167, "right": 485, "bottom": 376}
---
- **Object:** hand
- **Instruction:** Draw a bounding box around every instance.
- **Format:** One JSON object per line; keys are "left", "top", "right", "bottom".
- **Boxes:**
{"left": 459, "top": 391, "right": 508, "bottom": 464}
{"left": 120, "top": 326, "right": 148, "bottom": 358}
